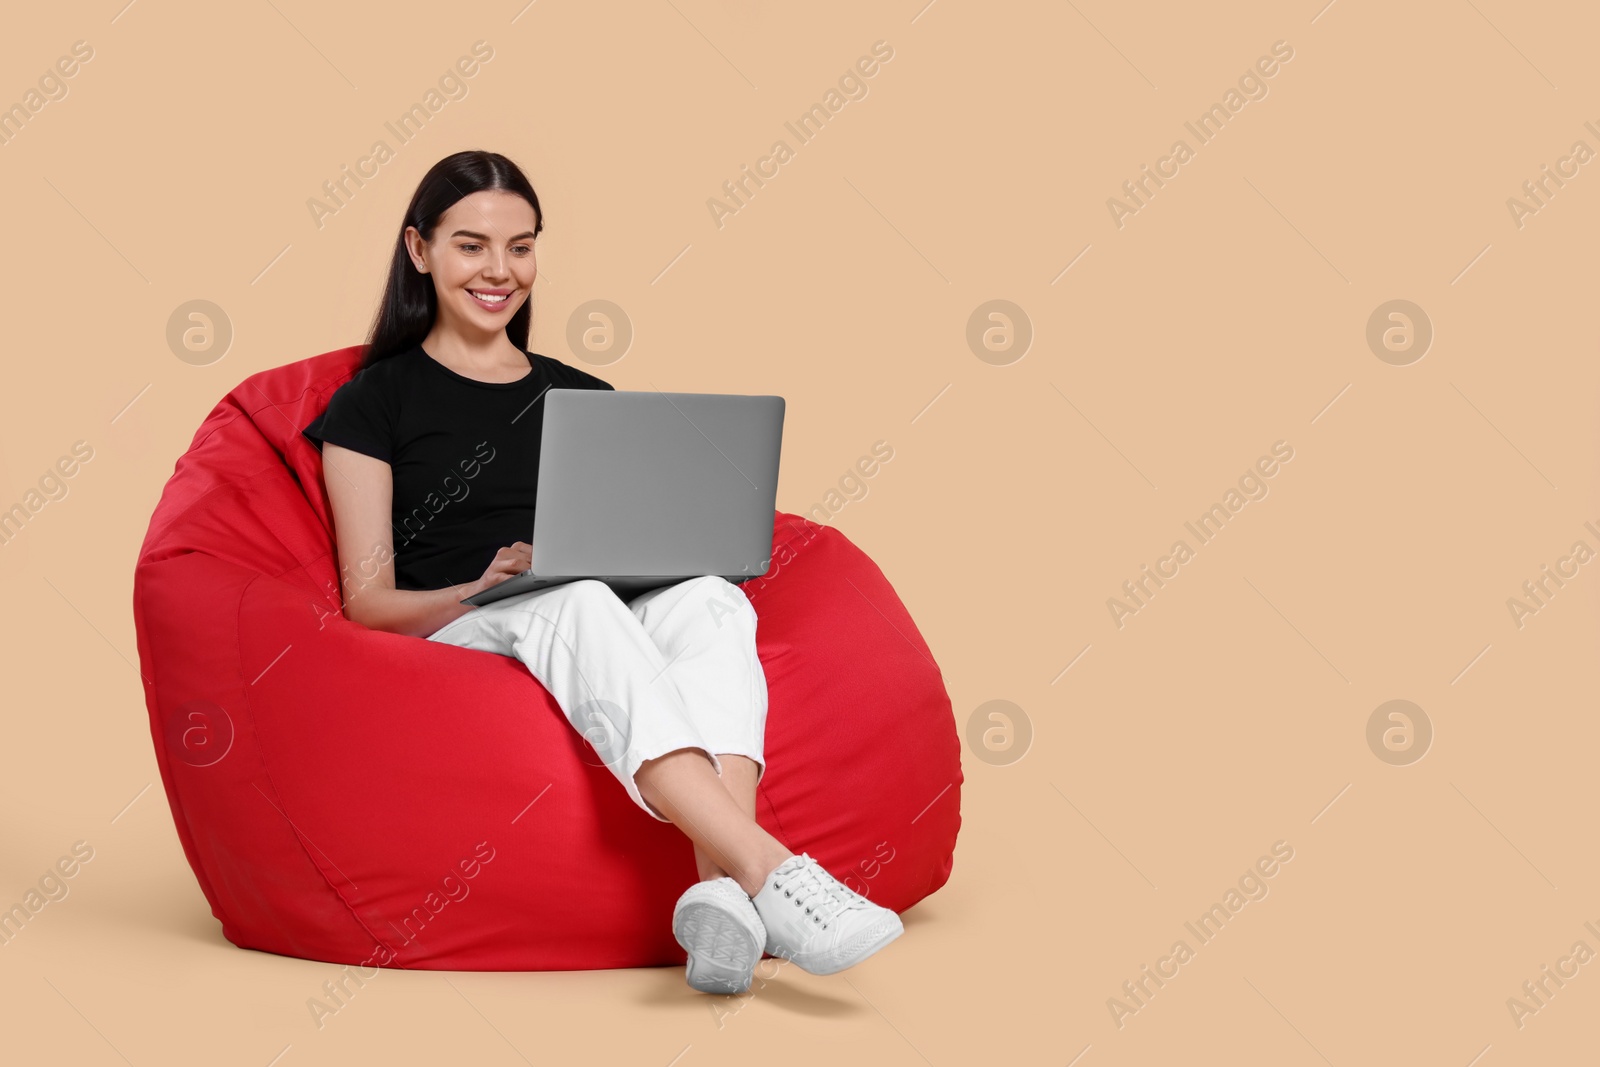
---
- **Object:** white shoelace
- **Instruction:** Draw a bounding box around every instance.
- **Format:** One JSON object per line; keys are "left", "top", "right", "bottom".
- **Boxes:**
{"left": 776, "top": 859, "right": 871, "bottom": 930}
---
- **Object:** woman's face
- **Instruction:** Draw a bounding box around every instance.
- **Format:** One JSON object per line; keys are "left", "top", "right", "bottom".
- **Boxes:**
{"left": 406, "top": 190, "right": 539, "bottom": 337}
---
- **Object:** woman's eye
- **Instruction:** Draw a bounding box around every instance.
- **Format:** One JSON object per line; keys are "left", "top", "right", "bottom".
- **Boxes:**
{"left": 461, "top": 243, "right": 482, "bottom": 253}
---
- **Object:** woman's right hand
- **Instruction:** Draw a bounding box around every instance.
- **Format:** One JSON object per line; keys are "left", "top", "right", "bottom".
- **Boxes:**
{"left": 469, "top": 541, "right": 533, "bottom": 596}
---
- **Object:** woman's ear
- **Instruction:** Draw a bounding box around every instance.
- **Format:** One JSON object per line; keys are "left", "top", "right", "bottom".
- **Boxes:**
{"left": 403, "top": 226, "right": 429, "bottom": 274}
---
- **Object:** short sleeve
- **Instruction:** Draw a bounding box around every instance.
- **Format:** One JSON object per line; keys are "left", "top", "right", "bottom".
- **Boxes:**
{"left": 301, "top": 369, "right": 395, "bottom": 462}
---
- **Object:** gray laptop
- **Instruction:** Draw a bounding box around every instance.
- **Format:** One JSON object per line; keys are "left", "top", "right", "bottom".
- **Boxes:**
{"left": 460, "top": 388, "right": 785, "bottom": 607}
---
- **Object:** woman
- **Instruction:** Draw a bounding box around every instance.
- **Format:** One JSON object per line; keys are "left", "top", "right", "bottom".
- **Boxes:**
{"left": 300, "top": 150, "right": 903, "bottom": 994}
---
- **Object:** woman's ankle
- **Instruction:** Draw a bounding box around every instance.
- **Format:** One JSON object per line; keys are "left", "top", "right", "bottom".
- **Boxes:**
{"left": 733, "top": 843, "right": 794, "bottom": 897}
{"left": 696, "top": 857, "right": 729, "bottom": 881}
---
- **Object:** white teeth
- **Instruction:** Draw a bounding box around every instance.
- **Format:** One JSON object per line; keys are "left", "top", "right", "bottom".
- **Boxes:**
{"left": 471, "top": 291, "right": 509, "bottom": 303}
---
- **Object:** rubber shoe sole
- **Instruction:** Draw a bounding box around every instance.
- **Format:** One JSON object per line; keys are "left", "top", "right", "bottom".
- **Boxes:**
{"left": 822, "top": 913, "right": 903, "bottom": 974}
{"left": 672, "top": 879, "right": 766, "bottom": 995}
{"left": 778, "top": 912, "right": 904, "bottom": 976}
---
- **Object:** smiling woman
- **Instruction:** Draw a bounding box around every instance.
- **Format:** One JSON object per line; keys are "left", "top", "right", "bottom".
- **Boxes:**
{"left": 300, "top": 151, "right": 615, "bottom": 607}
{"left": 289, "top": 149, "right": 916, "bottom": 991}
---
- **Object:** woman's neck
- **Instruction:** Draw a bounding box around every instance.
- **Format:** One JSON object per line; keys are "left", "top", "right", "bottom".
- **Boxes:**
{"left": 419, "top": 329, "right": 527, "bottom": 378}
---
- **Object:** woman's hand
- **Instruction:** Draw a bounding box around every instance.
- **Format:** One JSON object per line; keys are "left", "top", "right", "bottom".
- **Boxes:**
{"left": 468, "top": 541, "right": 533, "bottom": 596}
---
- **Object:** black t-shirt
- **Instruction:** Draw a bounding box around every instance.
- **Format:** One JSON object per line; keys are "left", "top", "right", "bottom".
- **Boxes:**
{"left": 301, "top": 343, "right": 614, "bottom": 591}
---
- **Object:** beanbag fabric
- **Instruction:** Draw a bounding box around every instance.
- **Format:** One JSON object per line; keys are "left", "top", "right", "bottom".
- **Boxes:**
{"left": 132, "top": 346, "right": 962, "bottom": 971}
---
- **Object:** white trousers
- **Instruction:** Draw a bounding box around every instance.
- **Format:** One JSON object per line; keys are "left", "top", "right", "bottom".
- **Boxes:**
{"left": 424, "top": 576, "right": 768, "bottom": 822}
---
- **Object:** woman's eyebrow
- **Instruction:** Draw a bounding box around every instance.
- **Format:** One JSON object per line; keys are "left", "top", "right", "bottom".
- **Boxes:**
{"left": 449, "top": 229, "right": 538, "bottom": 241}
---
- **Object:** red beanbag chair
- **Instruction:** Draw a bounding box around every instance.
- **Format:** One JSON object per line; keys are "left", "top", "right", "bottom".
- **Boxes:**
{"left": 132, "top": 345, "right": 962, "bottom": 971}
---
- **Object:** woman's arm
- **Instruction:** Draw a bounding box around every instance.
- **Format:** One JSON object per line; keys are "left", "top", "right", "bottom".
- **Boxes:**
{"left": 322, "top": 442, "right": 488, "bottom": 639}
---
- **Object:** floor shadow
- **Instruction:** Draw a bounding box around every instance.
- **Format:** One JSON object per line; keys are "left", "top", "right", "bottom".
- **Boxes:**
{"left": 637, "top": 961, "right": 866, "bottom": 1018}
{"left": 89, "top": 889, "right": 233, "bottom": 950}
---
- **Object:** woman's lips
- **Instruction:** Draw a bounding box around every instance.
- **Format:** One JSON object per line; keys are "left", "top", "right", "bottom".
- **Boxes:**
{"left": 468, "top": 289, "right": 514, "bottom": 312}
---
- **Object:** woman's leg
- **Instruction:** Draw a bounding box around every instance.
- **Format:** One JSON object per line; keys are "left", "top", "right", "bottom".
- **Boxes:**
{"left": 690, "top": 755, "right": 759, "bottom": 880}
{"left": 426, "top": 579, "right": 787, "bottom": 893}
{"left": 636, "top": 749, "right": 790, "bottom": 897}
{"left": 624, "top": 577, "right": 774, "bottom": 885}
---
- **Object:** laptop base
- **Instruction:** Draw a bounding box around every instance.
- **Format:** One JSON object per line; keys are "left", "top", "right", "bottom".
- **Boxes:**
{"left": 461, "top": 572, "right": 747, "bottom": 608}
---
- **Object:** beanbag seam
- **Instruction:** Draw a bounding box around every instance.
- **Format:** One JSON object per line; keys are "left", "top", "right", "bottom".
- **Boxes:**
{"left": 238, "top": 374, "right": 353, "bottom": 441}
{"left": 139, "top": 461, "right": 286, "bottom": 565}
{"left": 289, "top": 550, "right": 343, "bottom": 614}
{"left": 185, "top": 403, "right": 246, "bottom": 456}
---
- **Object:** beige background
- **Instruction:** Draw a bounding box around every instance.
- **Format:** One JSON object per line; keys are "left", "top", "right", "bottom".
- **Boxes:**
{"left": 2, "top": 0, "right": 1596, "bottom": 1063}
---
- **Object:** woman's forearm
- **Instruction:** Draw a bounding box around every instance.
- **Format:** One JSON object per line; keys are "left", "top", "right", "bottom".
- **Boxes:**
{"left": 345, "top": 581, "right": 480, "bottom": 639}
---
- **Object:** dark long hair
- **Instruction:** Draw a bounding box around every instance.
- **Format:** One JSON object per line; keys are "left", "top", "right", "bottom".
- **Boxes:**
{"left": 361, "top": 150, "right": 544, "bottom": 369}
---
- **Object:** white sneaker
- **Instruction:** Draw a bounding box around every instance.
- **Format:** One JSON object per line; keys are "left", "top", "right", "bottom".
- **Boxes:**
{"left": 750, "top": 852, "right": 904, "bottom": 976}
{"left": 672, "top": 877, "right": 767, "bottom": 994}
